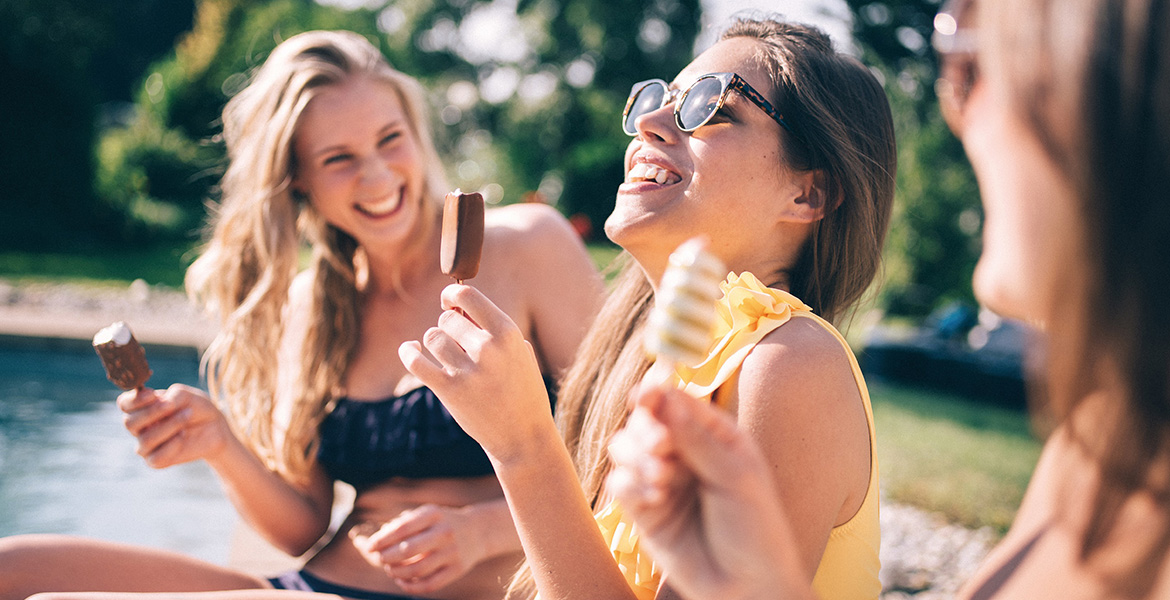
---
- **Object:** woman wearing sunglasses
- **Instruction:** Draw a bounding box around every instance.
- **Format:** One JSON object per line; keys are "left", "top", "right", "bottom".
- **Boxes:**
{"left": 400, "top": 16, "right": 896, "bottom": 600}
{"left": 607, "top": 0, "right": 1170, "bottom": 598}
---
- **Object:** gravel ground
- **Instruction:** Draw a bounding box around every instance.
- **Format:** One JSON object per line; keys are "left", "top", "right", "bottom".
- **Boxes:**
{"left": 0, "top": 277, "right": 998, "bottom": 598}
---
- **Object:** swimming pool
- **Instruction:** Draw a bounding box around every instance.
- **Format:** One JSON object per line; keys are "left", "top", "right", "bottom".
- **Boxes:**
{"left": 0, "top": 338, "right": 236, "bottom": 564}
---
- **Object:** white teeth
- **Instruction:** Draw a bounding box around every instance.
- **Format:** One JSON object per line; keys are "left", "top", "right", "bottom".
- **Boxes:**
{"left": 358, "top": 190, "right": 402, "bottom": 217}
{"left": 627, "top": 163, "right": 678, "bottom": 185}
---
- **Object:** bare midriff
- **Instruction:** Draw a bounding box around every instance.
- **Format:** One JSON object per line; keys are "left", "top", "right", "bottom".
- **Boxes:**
{"left": 302, "top": 474, "right": 519, "bottom": 600}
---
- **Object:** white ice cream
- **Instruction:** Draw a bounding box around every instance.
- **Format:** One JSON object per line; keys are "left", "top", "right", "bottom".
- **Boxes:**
{"left": 93, "top": 321, "right": 132, "bottom": 346}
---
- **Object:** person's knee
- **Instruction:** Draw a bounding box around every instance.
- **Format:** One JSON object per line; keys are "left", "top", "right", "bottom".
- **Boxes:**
{"left": 0, "top": 534, "right": 68, "bottom": 597}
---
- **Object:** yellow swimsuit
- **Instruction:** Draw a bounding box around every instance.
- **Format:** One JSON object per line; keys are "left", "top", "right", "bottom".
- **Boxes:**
{"left": 596, "top": 272, "right": 882, "bottom": 600}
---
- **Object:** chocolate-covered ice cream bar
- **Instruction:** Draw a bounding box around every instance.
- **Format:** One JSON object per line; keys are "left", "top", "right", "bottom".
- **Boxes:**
{"left": 93, "top": 321, "right": 152, "bottom": 390}
{"left": 440, "top": 189, "right": 485, "bottom": 282}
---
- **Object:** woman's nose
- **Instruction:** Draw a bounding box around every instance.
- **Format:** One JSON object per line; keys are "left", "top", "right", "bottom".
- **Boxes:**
{"left": 359, "top": 153, "right": 395, "bottom": 186}
{"left": 633, "top": 102, "right": 681, "bottom": 143}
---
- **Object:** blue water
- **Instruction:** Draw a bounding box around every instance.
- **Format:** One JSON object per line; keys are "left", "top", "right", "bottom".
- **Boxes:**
{"left": 0, "top": 341, "right": 237, "bottom": 564}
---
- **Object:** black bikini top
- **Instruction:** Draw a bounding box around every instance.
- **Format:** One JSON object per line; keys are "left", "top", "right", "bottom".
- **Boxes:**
{"left": 316, "top": 381, "right": 554, "bottom": 488}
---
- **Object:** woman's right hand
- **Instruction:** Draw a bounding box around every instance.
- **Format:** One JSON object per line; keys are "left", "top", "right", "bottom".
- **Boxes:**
{"left": 398, "top": 284, "right": 557, "bottom": 464}
{"left": 117, "top": 384, "right": 234, "bottom": 469}
{"left": 606, "top": 384, "right": 816, "bottom": 600}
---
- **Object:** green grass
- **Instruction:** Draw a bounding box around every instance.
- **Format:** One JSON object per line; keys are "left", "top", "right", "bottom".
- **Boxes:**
{"left": 0, "top": 240, "right": 199, "bottom": 288}
{"left": 871, "top": 381, "right": 1043, "bottom": 535}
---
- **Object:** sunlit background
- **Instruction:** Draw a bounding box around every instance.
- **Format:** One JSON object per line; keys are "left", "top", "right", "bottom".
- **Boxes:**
{"left": 1, "top": 0, "right": 1038, "bottom": 592}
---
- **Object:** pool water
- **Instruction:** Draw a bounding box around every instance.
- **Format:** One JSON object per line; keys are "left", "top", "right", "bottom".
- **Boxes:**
{"left": 0, "top": 341, "right": 237, "bottom": 564}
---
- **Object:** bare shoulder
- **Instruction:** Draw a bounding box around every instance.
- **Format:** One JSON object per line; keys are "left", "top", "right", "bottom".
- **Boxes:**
{"left": 738, "top": 315, "right": 858, "bottom": 401}
{"left": 481, "top": 202, "right": 596, "bottom": 282}
{"left": 484, "top": 202, "right": 580, "bottom": 250}
{"left": 730, "top": 314, "right": 866, "bottom": 447}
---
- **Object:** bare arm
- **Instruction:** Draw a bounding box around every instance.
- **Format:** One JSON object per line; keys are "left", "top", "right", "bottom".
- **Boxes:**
{"left": 729, "top": 317, "right": 872, "bottom": 576}
{"left": 399, "top": 285, "right": 639, "bottom": 600}
{"left": 214, "top": 272, "right": 336, "bottom": 555}
{"left": 486, "top": 203, "right": 605, "bottom": 376}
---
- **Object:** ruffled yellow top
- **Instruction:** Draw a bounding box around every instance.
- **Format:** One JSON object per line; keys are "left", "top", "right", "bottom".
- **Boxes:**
{"left": 595, "top": 271, "right": 881, "bottom": 600}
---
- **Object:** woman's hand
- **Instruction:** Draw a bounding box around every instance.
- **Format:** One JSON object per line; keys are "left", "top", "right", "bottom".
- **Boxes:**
{"left": 398, "top": 284, "right": 555, "bottom": 463}
{"left": 117, "top": 384, "right": 234, "bottom": 469}
{"left": 606, "top": 384, "right": 815, "bottom": 600}
{"left": 351, "top": 503, "right": 495, "bottom": 595}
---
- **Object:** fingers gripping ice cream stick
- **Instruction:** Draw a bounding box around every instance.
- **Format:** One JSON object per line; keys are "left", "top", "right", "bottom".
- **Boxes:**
{"left": 440, "top": 189, "right": 485, "bottom": 284}
{"left": 93, "top": 321, "right": 153, "bottom": 390}
{"left": 644, "top": 237, "right": 727, "bottom": 388}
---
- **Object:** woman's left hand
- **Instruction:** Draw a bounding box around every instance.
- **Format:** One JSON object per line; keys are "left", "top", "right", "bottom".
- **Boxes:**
{"left": 351, "top": 503, "right": 486, "bottom": 594}
{"left": 398, "top": 284, "right": 555, "bottom": 463}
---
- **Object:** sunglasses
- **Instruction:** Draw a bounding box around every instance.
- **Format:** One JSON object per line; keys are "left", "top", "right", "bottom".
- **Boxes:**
{"left": 621, "top": 72, "right": 795, "bottom": 136}
{"left": 932, "top": 0, "right": 979, "bottom": 133}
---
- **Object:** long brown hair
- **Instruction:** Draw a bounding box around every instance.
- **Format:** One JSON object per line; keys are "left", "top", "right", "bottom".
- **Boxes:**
{"left": 507, "top": 15, "right": 896, "bottom": 598}
{"left": 981, "top": 0, "right": 1170, "bottom": 574}
{"left": 185, "top": 30, "right": 447, "bottom": 481}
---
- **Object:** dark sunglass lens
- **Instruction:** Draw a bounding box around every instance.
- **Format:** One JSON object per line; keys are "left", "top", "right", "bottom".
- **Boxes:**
{"left": 678, "top": 77, "right": 723, "bottom": 131}
{"left": 623, "top": 82, "right": 666, "bottom": 134}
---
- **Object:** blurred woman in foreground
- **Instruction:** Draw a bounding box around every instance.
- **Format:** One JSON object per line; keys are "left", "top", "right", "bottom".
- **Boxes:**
{"left": 607, "top": 0, "right": 1170, "bottom": 598}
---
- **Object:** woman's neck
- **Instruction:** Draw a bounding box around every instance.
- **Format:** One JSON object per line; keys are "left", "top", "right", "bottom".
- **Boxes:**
{"left": 360, "top": 222, "right": 442, "bottom": 298}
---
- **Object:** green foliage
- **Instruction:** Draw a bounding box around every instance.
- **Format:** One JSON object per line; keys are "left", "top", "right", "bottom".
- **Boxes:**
{"left": 0, "top": 0, "right": 195, "bottom": 250}
{"left": 96, "top": 117, "right": 220, "bottom": 239}
{"left": 90, "top": 0, "right": 700, "bottom": 247}
{"left": 376, "top": 0, "right": 701, "bottom": 238}
{"left": 95, "top": 0, "right": 386, "bottom": 243}
{"left": 845, "top": 0, "right": 982, "bottom": 316}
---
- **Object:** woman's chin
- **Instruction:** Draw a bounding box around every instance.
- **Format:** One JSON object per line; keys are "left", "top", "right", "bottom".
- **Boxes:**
{"left": 972, "top": 262, "right": 1032, "bottom": 324}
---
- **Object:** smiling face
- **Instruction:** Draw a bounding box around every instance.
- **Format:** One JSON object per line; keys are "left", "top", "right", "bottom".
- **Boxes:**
{"left": 293, "top": 76, "right": 427, "bottom": 255}
{"left": 605, "top": 37, "right": 814, "bottom": 283}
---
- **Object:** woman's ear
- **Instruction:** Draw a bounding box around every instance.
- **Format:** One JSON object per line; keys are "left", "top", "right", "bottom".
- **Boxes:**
{"left": 783, "top": 169, "right": 831, "bottom": 223}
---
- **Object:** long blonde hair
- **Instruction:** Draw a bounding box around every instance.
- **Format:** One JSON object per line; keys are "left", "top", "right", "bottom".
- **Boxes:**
{"left": 507, "top": 16, "right": 896, "bottom": 598}
{"left": 185, "top": 30, "right": 447, "bottom": 481}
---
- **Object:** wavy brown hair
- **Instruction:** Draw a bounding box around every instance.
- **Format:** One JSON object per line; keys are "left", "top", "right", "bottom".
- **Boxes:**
{"left": 507, "top": 15, "right": 896, "bottom": 598}
{"left": 980, "top": 0, "right": 1170, "bottom": 583}
{"left": 185, "top": 30, "right": 447, "bottom": 482}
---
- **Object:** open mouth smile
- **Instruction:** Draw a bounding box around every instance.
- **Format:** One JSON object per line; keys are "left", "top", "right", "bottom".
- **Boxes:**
{"left": 626, "top": 162, "right": 682, "bottom": 186}
{"left": 354, "top": 187, "right": 404, "bottom": 218}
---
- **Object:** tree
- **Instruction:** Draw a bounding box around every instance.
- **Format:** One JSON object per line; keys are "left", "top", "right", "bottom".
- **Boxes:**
{"left": 844, "top": 0, "right": 982, "bottom": 316}
{"left": 97, "top": 0, "right": 702, "bottom": 245}
{"left": 380, "top": 0, "right": 701, "bottom": 241}
{"left": 0, "top": 0, "right": 195, "bottom": 249}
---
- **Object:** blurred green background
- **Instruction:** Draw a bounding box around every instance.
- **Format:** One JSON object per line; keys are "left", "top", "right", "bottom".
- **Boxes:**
{"left": 3, "top": 0, "right": 1032, "bottom": 533}
{"left": 1, "top": 0, "right": 980, "bottom": 318}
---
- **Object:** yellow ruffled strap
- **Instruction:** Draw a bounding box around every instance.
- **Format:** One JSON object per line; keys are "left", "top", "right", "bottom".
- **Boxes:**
{"left": 595, "top": 499, "right": 661, "bottom": 600}
{"left": 676, "top": 271, "right": 811, "bottom": 398}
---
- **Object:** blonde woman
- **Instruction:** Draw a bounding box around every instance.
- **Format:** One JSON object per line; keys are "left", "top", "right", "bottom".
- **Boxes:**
{"left": 0, "top": 30, "right": 603, "bottom": 600}
{"left": 608, "top": 0, "right": 1170, "bottom": 599}
{"left": 401, "top": 17, "right": 896, "bottom": 600}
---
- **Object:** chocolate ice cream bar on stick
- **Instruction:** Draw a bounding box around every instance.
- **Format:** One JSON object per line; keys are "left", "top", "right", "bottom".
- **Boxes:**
{"left": 93, "top": 321, "right": 152, "bottom": 390}
{"left": 644, "top": 237, "right": 726, "bottom": 387}
{"left": 440, "top": 189, "right": 485, "bottom": 283}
